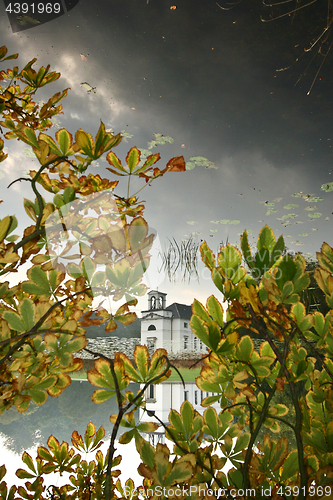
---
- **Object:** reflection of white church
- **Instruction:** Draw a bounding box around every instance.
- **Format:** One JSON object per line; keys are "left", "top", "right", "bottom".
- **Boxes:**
{"left": 140, "top": 290, "right": 218, "bottom": 445}
{"left": 141, "top": 290, "right": 206, "bottom": 356}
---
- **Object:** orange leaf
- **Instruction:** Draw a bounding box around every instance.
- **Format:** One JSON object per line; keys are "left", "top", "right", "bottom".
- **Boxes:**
{"left": 166, "top": 156, "right": 186, "bottom": 172}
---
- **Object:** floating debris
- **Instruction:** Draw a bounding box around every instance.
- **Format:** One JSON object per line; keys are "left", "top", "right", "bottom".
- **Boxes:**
{"left": 307, "top": 196, "right": 323, "bottom": 202}
{"left": 283, "top": 204, "right": 299, "bottom": 209}
{"left": 17, "top": 15, "right": 40, "bottom": 26}
{"left": 308, "top": 213, "right": 322, "bottom": 218}
{"left": 186, "top": 156, "right": 217, "bottom": 170}
{"left": 321, "top": 182, "right": 333, "bottom": 192}
{"left": 148, "top": 133, "right": 174, "bottom": 149}
{"left": 80, "top": 82, "right": 96, "bottom": 93}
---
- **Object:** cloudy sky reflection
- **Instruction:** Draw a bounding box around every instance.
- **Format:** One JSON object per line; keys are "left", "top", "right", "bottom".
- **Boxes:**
{"left": 1, "top": 0, "right": 333, "bottom": 488}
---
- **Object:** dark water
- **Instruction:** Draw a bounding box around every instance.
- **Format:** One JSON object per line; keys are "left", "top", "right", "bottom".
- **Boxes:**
{"left": 0, "top": 380, "right": 139, "bottom": 454}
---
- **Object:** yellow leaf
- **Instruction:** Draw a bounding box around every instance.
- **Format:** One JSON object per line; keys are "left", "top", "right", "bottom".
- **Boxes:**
{"left": 0, "top": 216, "right": 11, "bottom": 241}
{"left": 61, "top": 320, "right": 77, "bottom": 332}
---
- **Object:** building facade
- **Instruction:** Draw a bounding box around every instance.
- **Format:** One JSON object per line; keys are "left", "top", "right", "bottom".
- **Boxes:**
{"left": 140, "top": 290, "right": 205, "bottom": 356}
{"left": 140, "top": 290, "right": 219, "bottom": 445}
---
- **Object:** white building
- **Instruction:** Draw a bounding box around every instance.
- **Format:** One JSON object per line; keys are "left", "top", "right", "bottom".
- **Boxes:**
{"left": 139, "top": 290, "right": 218, "bottom": 445}
{"left": 141, "top": 290, "right": 205, "bottom": 356}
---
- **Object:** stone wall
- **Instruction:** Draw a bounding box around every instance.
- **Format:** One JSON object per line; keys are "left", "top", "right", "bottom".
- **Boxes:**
{"left": 77, "top": 336, "right": 317, "bottom": 361}
{"left": 78, "top": 337, "right": 141, "bottom": 359}
{"left": 77, "top": 337, "right": 204, "bottom": 360}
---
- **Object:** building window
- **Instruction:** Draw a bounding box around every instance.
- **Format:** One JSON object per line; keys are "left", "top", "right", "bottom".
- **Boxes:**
{"left": 147, "top": 337, "right": 156, "bottom": 356}
{"left": 201, "top": 391, "right": 204, "bottom": 402}
{"left": 184, "top": 391, "right": 189, "bottom": 401}
{"left": 184, "top": 322, "right": 188, "bottom": 328}
{"left": 194, "top": 391, "right": 198, "bottom": 405}
{"left": 148, "top": 324, "right": 156, "bottom": 331}
{"left": 200, "top": 340, "right": 203, "bottom": 351}
{"left": 146, "top": 384, "right": 156, "bottom": 402}
{"left": 194, "top": 337, "right": 197, "bottom": 350}
{"left": 183, "top": 336, "right": 189, "bottom": 350}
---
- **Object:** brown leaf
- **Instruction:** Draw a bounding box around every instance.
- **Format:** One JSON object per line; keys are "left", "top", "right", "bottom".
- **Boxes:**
{"left": 276, "top": 376, "right": 286, "bottom": 391}
{"left": 105, "top": 318, "right": 117, "bottom": 333}
{"left": 21, "top": 225, "right": 41, "bottom": 264}
{"left": 75, "top": 276, "right": 87, "bottom": 293}
{"left": 166, "top": 156, "right": 186, "bottom": 172}
{"left": 138, "top": 463, "right": 153, "bottom": 479}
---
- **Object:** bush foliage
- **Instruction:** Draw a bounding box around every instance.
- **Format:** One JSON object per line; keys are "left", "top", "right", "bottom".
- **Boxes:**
{"left": 0, "top": 46, "right": 333, "bottom": 500}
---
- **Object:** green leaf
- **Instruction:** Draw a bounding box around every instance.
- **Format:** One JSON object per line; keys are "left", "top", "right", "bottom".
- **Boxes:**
{"left": 0, "top": 464, "right": 6, "bottom": 482}
{"left": 39, "top": 132, "right": 63, "bottom": 156}
{"left": 276, "top": 256, "right": 297, "bottom": 291}
{"left": 208, "top": 322, "right": 221, "bottom": 351}
{"left": 93, "top": 121, "right": 107, "bottom": 156}
{"left": 254, "top": 248, "right": 270, "bottom": 276}
{"left": 126, "top": 147, "right": 141, "bottom": 173}
{"left": 326, "top": 421, "right": 333, "bottom": 452}
{"left": 258, "top": 225, "right": 275, "bottom": 252}
{"left": 270, "top": 235, "right": 285, "bottom": 266}
{"left": 137, "top": 438, "right": 155, "bottom": 469}
{"left": 228, "top": 469, "right": 243, "bottom": 488}
{"left": 55, "top": 128, "right": 73, "bottom": 155}
{"left": 163, "top": 461, "right": 192, "bottom": 487}
{"left": 0, "top": 215, "right": 11, "bottom": 242}
{"left": 317, "top": 242, "right": 333, "bottom": 274}
{"left": 3, "top": 311, "right": 25, "bottom": 332}
{"left": 21, "top": 452, "right": 36, "bottom": 475}
{"left": 190, "top": 315, "right": 210, "bottom": 348}
{"left": 133, "top": 345, "right": 149, "bottom": 380}
{"left": 16, "top": 469, "right": 36, "bottom": 479}
{"left": 233, "top": 433, "right": 250, "bottom": 454}
{"left": 313, "top": 311, "right": 325, "bottom": 337}
{"left": 119, "top": 429, "right": 136, "bottom": 444}
{"left": 236, "top": 336, "right": 253, "bottom": 363}
{"left": 241, "top": 230, "right": 255, "bottom": 269}
{"left": 281, "top": 281, "right": 294, "bottom": 302}
{"left": 24, "top": 128, "right": 39, "bottom": 149}
{"left": 280, "top": 450, "right": 298, "bottom": 481}
{"left": 84, "top": 421, "right": 95, "bottom": 449}
{"left": 18, "top": 298, "right": 34, "bottom": 331}
{"left": 200, "top": 243, "right": 216, "bottom": 272}
{"left": 75, "top": 129, "right": 94, "bottom": 157}
{"left": 192, "top": 299, "right": 211, "bottom": 323}
{"left": 303, "top": 428, "right": 328, "bottom": 453}
{"left": 291, "top": 302, "right": 313, "bottom": 331}
{"left": 92, "top": 389, "right": 114, "bottom": 404}
{"left": 106, "top": 151, "right": 128, "bottom": 175}
{"left": 206, "top": 295, "right": 224, "bottom": 327}
{"left": 181, "top": 401, "right": 194, "bottom": 438}
{"left": 22, "top": 266, "right": 51, "bottom": 296}
{"left": 203, "top": 407, "right": 219, "bottom": 438}
{"left": 296, "top": 359, "right": 307, "bottom": 376}
{"left": 32, "top": 375, "right": 57, "bottom": 390}
{"left": 218, "top": 245, "right": 242, "bottom": 277}
{"left": 29, "top": 389, "right": 47, "bottom": 405}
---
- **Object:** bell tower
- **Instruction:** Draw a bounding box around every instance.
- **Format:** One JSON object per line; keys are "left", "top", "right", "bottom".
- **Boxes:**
{"left": 148, "top": 290, "right": 167, "bottom": 310}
